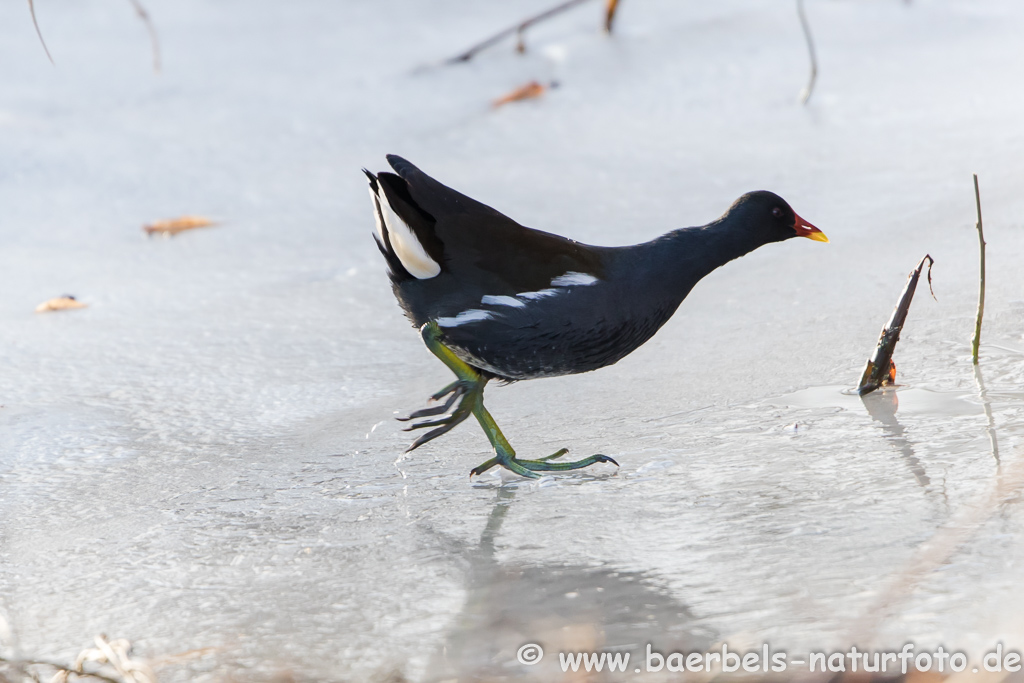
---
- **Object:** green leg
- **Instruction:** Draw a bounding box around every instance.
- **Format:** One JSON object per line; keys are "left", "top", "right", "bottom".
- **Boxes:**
{"left": 402, "top": 322, "right": 619, "bottom": 479}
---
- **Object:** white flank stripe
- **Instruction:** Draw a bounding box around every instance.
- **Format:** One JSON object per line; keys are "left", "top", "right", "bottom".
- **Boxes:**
{"left": 436, "top": 309, "right": 494, "bottom": 327}
{"left": 516, "top": 288, "right": 559, "bottom": 300}
{"left": 551, "top": 271, "right": 599, "bottom": 286}
{"left": 378, "top": 189, "right": 441, "bottom": 279}
{"left": 367, "top": 186, "right": 386, "bottom": 243}
{"left": 481, "top": 295, "right": 525, "bottom": 308}
{"left": 513, "top": 272, "right": 599, "bottom": 302}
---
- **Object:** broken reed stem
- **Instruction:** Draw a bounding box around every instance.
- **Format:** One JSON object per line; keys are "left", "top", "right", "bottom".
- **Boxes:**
{"left": 27, "top": 0, "right": 54, "bottom": 64}
{"left": 444, "top": 0, "right": 594, "bottom": 64}
{"left": 796, "top": 0, "right": 817, "bottom": 105}
{"left": 604, "top": 0, "right": 620, "bottom": 33}
{"left": 971, "top": 173, "right": 985, "bottom": 365}
{"left": 857, "top": 254, "right": 935, "bottom": 396}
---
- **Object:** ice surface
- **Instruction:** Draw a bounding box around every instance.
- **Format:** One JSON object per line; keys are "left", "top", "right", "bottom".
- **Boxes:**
{"left": 2, "top": 0, "right": 1024, "bottom": 680}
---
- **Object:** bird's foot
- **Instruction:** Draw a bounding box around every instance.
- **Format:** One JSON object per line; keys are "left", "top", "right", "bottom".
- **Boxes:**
{"left": 399, "top": 380, "right": 479, "bottom": 452}
{"left": 412, "top": 322, "right": 620, "bottom": 479}
{"left": 469, "top": 448, "right": 619, "bottom": 480}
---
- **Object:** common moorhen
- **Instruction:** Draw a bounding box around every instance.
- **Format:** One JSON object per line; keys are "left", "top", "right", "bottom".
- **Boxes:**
{"left": 365, "top": 155, "right": 827, "bottom": 478}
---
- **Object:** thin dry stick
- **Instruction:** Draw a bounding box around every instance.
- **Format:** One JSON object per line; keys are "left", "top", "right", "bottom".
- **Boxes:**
{"left": 796, "top": 0, "right": 817, "bottom": 104}
{"left": 971, "top": 173, "right": 986, "bottom": 364}
{"left": 604, "top": 0, "right": 620, "bottom": 33}
{"left": 27, "top": 0, "right": 54, "bottom": 64}
{"left": 28, "top": 0, "right": 159, "bottom": 72}
{"left": 127, "top": 0, "right": 161, "bottom": 73}
{"left": 444, "top": 0, "right": 595, "bottom": 64}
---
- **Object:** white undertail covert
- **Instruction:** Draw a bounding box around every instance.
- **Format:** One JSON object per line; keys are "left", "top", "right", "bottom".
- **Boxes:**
{"left": 369, "top": 179, "right": 441, "bottom": 279}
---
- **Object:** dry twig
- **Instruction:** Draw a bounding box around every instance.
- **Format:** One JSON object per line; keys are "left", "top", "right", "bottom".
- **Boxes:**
{"left": 971, "top": 173, "right": 986, "bottom": 365}
{"left": 1, "top": 655, "right": 122, "bottom": 683}
{"left": 604, "top": 0, "right": 620, "bottom": 33}
{"left": 27, "top": 0, "right": 160, "bottom": 73}
{"left": 72, "top": 635, "right": 156, "bottom": 683}
{"left": 27, "top": 0, "right": 54, "bottom": 64}
{"left": 127, "top": 0, "right": 161, "bottom": 73}
{"left": 796, "top": 0, "right": 818, "bottom": 104}
{"left": 444, "top": 0, "right": 595, "bottom": 65}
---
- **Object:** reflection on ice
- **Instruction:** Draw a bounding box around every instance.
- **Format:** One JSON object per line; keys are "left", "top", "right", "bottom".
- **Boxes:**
{"left": 778, "top": 384, "right": 981, "bottom": 417}
{"left": 973, "top": 364, "right": 1001, "bottom": 465}
{"left": 424, "top": 487, "right": 710, "bottom": 681}
{"left": 860, "top": 389, "right": 931, "bottom": 489}
{"left": 2, "top": 0, "right": 1024, "bottom": 679}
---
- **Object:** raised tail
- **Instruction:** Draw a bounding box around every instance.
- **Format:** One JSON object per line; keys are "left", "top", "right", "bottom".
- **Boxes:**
{"left": 363, "top": 163, "right": 443, "bottom": 281}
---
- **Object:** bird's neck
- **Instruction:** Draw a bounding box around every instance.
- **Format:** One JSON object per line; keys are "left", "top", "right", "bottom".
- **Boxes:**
{"left": 631, "top": 220, "right": 766, "bottom": 302}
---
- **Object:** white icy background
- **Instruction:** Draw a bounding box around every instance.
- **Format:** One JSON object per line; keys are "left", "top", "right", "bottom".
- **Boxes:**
{"left": 1, "top": 0, "right": 1024, "bottom": 680}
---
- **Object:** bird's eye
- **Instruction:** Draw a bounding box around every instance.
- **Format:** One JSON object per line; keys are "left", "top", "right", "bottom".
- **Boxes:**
{"left": 772, "top": 207, "right": 783, "bottom": 218}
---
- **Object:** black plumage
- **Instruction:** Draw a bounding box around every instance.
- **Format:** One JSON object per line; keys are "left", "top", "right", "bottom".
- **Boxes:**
{"left": 364, "top": 155, "right": 825, "bottom": 478}
{"left": 366, "top": 155, "right": 825, "bottom": 382}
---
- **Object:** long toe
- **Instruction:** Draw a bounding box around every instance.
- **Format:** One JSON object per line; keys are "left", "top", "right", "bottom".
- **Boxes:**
{"left": 516, "top": 453, "right": 619, "bottom": 473}
{"left": 430, "top": 380, "right": 472, "bottom": 402}
{"left": 405, "top": 414, "right": 469, "bottom": 451}
{"left": 405, "top": 424, "right": 453, "bottom": 452}
{"left": 404, "top": 399, "right": 475, "bottom": 451}
{"left": 397, "top": 383, "right": 467, "bottom": 421}
{"left": 403, "top": 415, "right": 455, "bottom": 432}
{"left": 469, "top": 456, "right": 499, "bottom": 478}
{"left": 397, "top": 402, "right": 453, "bottom": 422}
{"left": 500, "top": 458, "right": 542, "bottom": 479}
{"left": 536, "top": 448, "right": 569, "bottom": 462}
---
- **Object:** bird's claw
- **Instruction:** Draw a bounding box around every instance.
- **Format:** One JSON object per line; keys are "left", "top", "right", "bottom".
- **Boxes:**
{"left": 469, "top": 457, "right": 499, "bottom": 478}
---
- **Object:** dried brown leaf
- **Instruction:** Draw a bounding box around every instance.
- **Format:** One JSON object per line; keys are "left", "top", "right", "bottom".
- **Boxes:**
{"left": 492, "top": 81, "right": 547, "bottom": 108}
{"left": 35, "top": 296, "right": 87, "bottom": 313}
{"left": 144, "top": 215, "right": 215, "bottom": 236}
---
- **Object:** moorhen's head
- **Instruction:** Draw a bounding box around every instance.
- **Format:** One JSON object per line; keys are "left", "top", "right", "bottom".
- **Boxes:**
{"left": 726, "top": 190, "right": 828, "bottom": 245}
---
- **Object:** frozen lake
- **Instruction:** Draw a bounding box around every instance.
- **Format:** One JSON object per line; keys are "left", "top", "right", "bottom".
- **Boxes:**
{"left": 2, "top": 0, "right": 1024, "bottom": 680}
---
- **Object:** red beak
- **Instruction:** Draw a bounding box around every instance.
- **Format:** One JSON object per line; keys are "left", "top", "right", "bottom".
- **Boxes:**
{"left": 793, "top": 212, "right": 828, "bottom": 242}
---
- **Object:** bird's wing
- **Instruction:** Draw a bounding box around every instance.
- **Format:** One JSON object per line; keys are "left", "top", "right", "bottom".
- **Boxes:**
{"left": 381, "top": 155, "right": 605, "bottom": 297}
